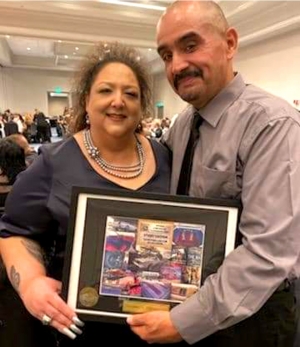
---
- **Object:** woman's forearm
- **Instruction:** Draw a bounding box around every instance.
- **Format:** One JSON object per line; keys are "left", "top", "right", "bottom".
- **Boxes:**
{"left": 0, "top": 236, "right": 46, "bottom": 296}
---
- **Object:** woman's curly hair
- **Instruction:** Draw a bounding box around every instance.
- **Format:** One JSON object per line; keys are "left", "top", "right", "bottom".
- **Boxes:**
{"left": 0, "top": 139, "right": 26, "bottom": 185}
{"left": 69, "top": 41, "right": 153, "bottom": 134}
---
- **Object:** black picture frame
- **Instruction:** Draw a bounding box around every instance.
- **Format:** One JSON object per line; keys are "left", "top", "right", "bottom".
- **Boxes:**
{"left": 61, "top": 187, "right": 240, "bottom": 324}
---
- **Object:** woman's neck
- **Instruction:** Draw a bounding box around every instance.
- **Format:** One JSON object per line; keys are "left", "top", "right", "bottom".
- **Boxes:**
{"left": 87, "top": 129, "right": 139, "bottom": 165}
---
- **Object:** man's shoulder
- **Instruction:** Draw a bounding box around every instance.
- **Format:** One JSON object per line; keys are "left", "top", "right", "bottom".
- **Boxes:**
{"left": 239, "top": 84, "right": 299, "bottom": 123}
{"left": 170, "top": 105, "right": 193, "bottom": 128}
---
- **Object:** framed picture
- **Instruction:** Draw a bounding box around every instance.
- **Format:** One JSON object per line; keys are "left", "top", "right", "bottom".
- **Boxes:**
{"left": 62, "top": 187, "right": 240, "bottom": 324}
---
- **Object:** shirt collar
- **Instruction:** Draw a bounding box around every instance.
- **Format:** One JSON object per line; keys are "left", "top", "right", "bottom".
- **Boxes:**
{"left": 193, "top": 73, "right": 247, "bottom": 128}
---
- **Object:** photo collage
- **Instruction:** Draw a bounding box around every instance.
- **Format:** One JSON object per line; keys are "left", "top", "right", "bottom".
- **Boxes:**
{"left": 100, "top": 216, "right": 206, "bottom": 304}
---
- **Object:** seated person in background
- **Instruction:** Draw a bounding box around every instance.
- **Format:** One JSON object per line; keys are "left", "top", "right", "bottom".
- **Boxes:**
{"left": 8, "top": 134, "right": 38, "bottom": 166}
{"left": 13, "top": 114, "right": 25, "bottom": 134}
{"left": 56, "top": 115, "right": 65, "bottom": 137}
{"left": 4, "top": 115, "right": 18, "bottom": 136}
{"left": 151, "top": 119, "right": 163, "bottom": 139}
{"left": 23, "top": 112, "right": 34, "bottom": 141}
{"left": 0, "top": 138, "right": 27, "bottom": 208}
{"left": 140, "top": 120, "right": 152, "bottom": 138}
{"left": 0, "top": 115, "right": 5, "bottom": 139}
{"left": 0, "top": 41, "right": 171, "bottom": 347}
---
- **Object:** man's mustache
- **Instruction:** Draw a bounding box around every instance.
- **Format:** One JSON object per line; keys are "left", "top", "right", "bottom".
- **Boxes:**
{"left": 174, "top": 69, "right": 203, "bottom": 90}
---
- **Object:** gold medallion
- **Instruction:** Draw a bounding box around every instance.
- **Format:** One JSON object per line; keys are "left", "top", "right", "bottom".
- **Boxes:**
{"left": 79, "top": 287, "right": 99, "bottom": 307}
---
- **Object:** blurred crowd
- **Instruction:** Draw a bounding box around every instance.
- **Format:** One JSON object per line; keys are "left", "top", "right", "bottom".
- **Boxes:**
{"left": 0, "top": 108, "right": 51, "bottom": 144}
{"left": 140, "top": 117, "right": 171, "bottom": 140}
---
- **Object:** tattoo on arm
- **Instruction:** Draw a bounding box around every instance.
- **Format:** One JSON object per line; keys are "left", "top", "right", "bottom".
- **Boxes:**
{"left": 10, "top": 265, "right": 20, "bottom": 292}
{"left": 21, "top": 239, "right": 45, "bottom": 265}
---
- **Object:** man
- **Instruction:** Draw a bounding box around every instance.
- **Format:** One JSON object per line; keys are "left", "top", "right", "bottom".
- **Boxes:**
{"left": 7, "top": 133, "right": 38, "bottom": 166}
{"left": 127, "top": 1, "right": 300, "bottom": 346}
{"left": 33, "top": 111, "right": 51, "bottom": 143}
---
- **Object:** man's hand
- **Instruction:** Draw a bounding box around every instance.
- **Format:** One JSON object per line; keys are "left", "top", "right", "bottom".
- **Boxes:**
{"left": 127, "top": 311, "right": 183, "bottom": 344}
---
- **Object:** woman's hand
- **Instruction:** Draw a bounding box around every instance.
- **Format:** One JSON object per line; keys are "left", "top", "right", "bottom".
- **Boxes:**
{"left": 0, "top": 237, "right": 85, "bottom": 339}
{"left": 21, "top": 275, "right": 84, "bottom": 339}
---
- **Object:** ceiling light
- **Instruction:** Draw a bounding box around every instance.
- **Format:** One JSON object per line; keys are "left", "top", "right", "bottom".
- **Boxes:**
{"left": 99, "top": 0, "right": 166, "bottom": 11}
{"left": 5, "top": 35, "right": 10, "bottom": 39}
{"left": 58, "top": 40, "right": 62, "bottom": 43}
{"left": 64, "top": 55, "right": 68, "bottom": 59}
{"left": 50, "top": 92, "right": 69, "bottom": 97}
{"left": 148, "top": 48, "right": 152, "bottom": 51}
{"left": 27, "top": 47, "right": 31, "bottom": 51}
{"left": 75, "top": 47, "right": 79, "bottom": 50}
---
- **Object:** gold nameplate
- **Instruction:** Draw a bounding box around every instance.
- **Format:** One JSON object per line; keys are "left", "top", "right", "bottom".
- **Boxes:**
{"left": 122, "top": 299, "right": 170, "bottom": 314}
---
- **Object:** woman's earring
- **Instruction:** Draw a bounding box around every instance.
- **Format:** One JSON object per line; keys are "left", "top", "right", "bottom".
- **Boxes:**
{"left": 135, "top": 121, "right": 143, "bottom": 133}
{"left": 86, "top": 114, "right": 90, "bottom": 126}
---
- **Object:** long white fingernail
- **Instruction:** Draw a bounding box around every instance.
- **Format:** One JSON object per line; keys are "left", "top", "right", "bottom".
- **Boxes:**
{"left": 72, "top": 316, "right": 85, "bottom": 327}
{"left": 70, "top": 324, "right": 83, "bottom": 335}
{"left": 61, "top": 327, "right": 77, "bottom": 340}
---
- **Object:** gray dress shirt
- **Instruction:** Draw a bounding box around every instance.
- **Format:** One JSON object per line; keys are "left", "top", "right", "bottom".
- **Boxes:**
{"left": 162, "top": 73, "right": 300, "bottom": 343}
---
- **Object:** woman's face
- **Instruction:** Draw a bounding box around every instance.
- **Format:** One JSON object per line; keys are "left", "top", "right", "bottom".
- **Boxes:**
{"left": 85, "top": 62, "right": 142, "bottom": 139}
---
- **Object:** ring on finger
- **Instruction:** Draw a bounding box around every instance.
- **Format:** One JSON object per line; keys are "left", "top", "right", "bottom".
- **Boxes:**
{"left": 41, "top": 314, "right": 52, "bottom": 326}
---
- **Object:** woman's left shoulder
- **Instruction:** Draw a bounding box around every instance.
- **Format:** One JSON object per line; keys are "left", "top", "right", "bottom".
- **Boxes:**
{"left": 39, "top": 136, "right": 75, "bottom": 156}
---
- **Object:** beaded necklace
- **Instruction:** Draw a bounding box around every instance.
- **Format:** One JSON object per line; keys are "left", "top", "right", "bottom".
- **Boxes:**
{"left": 83, "top": 129, "right": 145, "bottom": 179}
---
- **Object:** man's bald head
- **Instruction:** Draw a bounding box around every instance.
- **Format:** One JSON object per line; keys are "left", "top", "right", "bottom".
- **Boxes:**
{"left": 158, "top": 1, "right": 229, "bottom": 37}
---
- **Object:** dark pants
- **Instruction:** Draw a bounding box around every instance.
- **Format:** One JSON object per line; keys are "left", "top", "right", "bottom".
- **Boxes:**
{"left": 199, "top": 289, "right": 297, "bottom": 347}
{"left": 37, "top": 124, "right": 51, "bottom": 143}
{"left": 0, "top": 284, "right": 296, "bottom": 347}
{"left": 0, "top": 284, "right": 56, "bottom": 347}
{"left": 293, "top": 279, "right": 300, "bottom": 347}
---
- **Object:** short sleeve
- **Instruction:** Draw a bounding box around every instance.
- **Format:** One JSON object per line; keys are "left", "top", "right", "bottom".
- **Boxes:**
{"left": 0, "top": 147, "right": 55, "bottom": 242}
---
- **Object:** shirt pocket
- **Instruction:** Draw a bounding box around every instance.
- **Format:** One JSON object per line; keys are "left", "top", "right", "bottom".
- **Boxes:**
{"left": 191, "top": 165, "right": 238, "bottom": 199}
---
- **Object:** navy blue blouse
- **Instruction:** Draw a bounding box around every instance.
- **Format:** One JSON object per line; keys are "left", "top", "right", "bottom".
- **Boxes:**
{"left": 0, "top": 136, "right": 171, "bottom": 279}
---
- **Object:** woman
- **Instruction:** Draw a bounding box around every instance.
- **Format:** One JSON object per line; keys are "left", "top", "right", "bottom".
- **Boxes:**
{"left": 0, "top": 42, "right": 171, "bottom": 347}
{"left": 0, "top": 139, "right": 28, "bottom": 343}
{"left": 0, "top": 138, "right": 27, "bottom": 209}
{"left": 0, "top": 137, "right": 27, "bottom": 225}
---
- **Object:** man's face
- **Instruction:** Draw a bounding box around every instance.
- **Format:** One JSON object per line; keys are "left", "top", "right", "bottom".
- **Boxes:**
{"left": 156, "top": 5, "right": 234, "bottom": 109}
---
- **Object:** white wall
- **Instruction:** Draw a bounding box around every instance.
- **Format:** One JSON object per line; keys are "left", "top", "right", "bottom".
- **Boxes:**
{"left": 153, "top": 72, "right": 187, "bottom": 119}
{"left": 0, "top": 67, "right": 13, "bottom": 112}
{"left": 0, "top": 67, "right": 72, "bottom": 114}
{"left": 153, "top": 29, "right": 300, "bottom": 115}
{"left": 235, "top": 29, "right": 300, "bottom": 106}
{"left": 0, "top": 67, "right": 6, "bottom": 112}
{"left": 48, "top": 95, "right": 69, "bottom": 117}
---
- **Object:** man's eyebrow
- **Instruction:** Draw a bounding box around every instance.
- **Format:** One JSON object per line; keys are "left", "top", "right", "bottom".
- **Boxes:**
{"left": 157, "top": 31, "right": 199, "bottom": 56}
{"left": 178, "top": 32, "right": 199, "bottom": 43}
{"left": 157, "top": 44, "right": 167, "bottom": 56}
